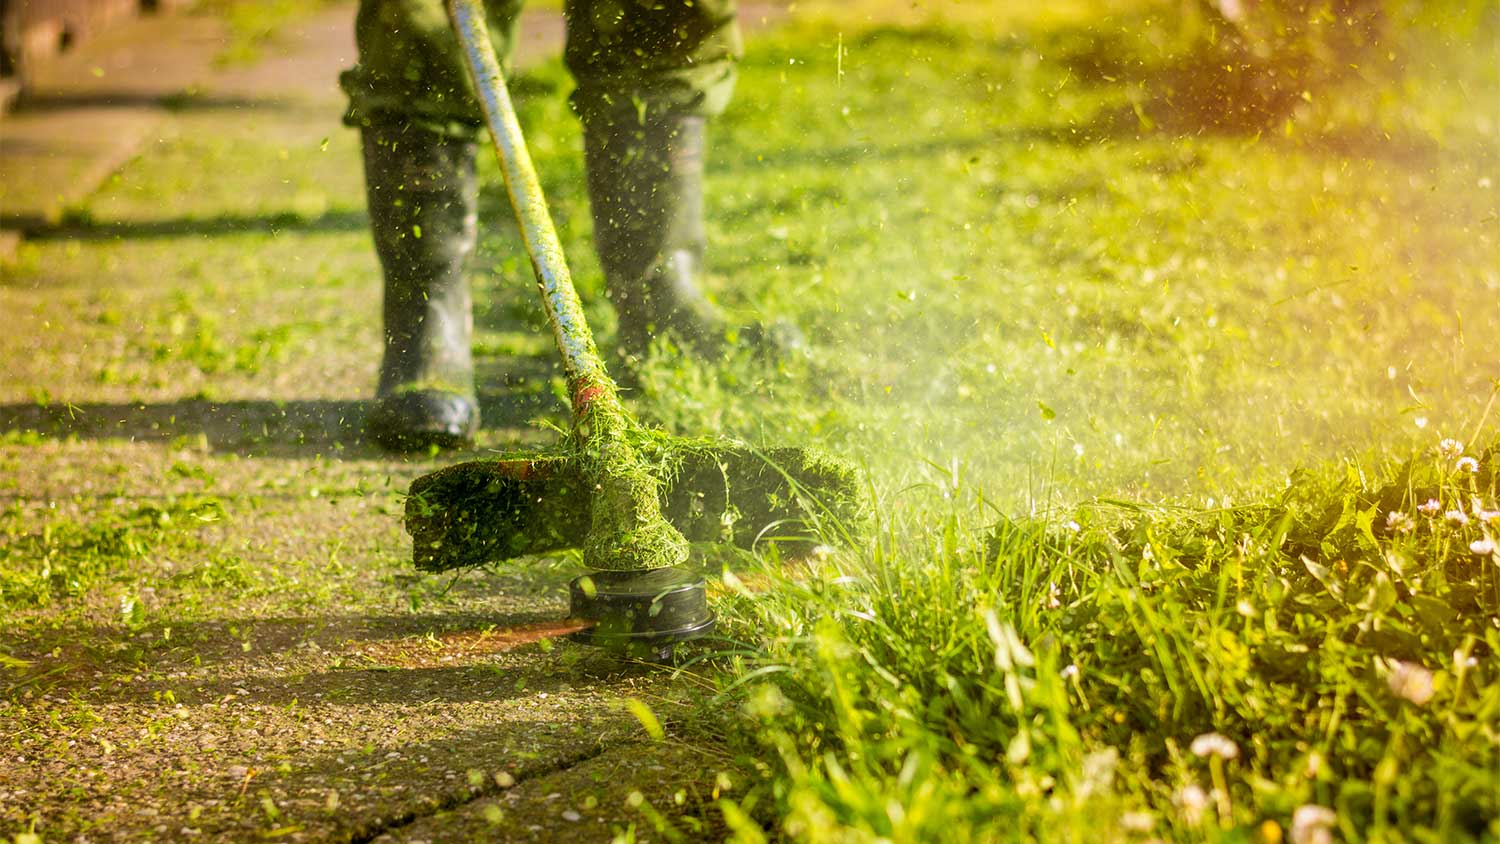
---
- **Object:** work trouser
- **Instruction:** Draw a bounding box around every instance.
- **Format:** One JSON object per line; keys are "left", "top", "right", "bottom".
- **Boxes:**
{"left": 339, "top": 0, "right": 742, "bottom": 138}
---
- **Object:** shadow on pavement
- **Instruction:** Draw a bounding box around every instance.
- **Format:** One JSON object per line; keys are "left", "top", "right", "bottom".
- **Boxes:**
{"left": 0, "top": 397, "right": 372, "bottom": 457}
{"left": 10, "top": 209, "right": 369, "bottom": 240}
{"left": 0, "top": 602, "right": 683, "bottom": 707}
{"left": 13, "top": 89, "right": 290, "bottom": 114}
{"left": 0, "top": 388, "right": 564, "bottom": 458}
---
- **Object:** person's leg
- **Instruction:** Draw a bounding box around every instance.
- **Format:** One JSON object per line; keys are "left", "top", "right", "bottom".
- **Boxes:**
{"left": 582, "top": 106, "right": 720, "bottom": 363}
{"left": 359, "top": 120, "right": 481, "bottom": 449}
{"left": 566, "top": 0, "right": 797, "bottom": 366}
{"left": 341, "top": 0, "right": 522, "bottom": 450}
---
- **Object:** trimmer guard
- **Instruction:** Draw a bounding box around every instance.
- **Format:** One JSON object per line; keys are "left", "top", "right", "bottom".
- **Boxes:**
{"left": 405, "top": 445, "right": 865, "bottom": 572}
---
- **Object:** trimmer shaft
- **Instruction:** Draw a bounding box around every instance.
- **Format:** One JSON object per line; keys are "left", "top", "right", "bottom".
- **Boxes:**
{"left": 568, "top": 567, "right": 715, "bottom": 659}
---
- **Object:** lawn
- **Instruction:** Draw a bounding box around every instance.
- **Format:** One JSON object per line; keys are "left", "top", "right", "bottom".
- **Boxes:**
{"left": 644, "top": 4, "right": 1499, "bottom": 841}
{"left": 2, "top": 0, "right": 1497, "bottom": 842}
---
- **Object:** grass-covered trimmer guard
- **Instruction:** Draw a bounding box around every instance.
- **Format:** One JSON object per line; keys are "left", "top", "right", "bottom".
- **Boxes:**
{"left": 401, "top": 0, "right": 865, "bottom": 655}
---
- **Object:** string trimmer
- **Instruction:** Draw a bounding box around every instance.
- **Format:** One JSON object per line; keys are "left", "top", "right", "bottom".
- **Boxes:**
{"left": 403, "top": 0, "right": 865, "bottom": 658}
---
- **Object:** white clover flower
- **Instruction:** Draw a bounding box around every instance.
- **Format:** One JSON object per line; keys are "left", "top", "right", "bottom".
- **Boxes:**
{"left": 1385, "top": 659, "right": 1435, "bottom": 705}
{"left": 1189, "top": 732, "right": 1240, "bottom": 760}
{"left": 1471, "top": 538, "right": 1496, "bottom": 556}
{"left": 1417, "top": 498, "right": 1441, "bottom": 517}
{"left": 1290, "top": 805, "right": 1337, "bottom": 844}
{"left": 1445, "top": 509, "right": 1470, "bottom": 527}
{"left": 1045, "top": 581, "right": 1062, "bottom": 609}
{"left": 1456, "top": 456, "right": 1480, "bottom": 473}
{"left": 1438, "top": 438, "right": 1464, "bottom": 460}
{"left": 1385, "top": 511, "right": 1416, "bottom": 534}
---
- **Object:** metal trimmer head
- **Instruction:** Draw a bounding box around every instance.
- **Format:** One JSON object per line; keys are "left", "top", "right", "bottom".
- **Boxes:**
{"left": 568, "top": 567, "right": 715, "bottom": 661}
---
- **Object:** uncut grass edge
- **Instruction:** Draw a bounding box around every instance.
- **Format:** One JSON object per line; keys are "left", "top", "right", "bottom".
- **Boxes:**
{"left": 702, "top": 436, "right": 1500, "bottom": 841}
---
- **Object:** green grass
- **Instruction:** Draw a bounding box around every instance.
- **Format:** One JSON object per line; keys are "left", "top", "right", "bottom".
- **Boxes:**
{"left": 599, "top": 9, "right": 1498, "bottom": 844}
{"left": 706, "top": 439, "right": 1498, "bottom": 841}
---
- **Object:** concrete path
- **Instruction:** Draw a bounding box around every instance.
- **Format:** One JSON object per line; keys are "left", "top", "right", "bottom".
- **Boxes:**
{"left": 0, "top": 4, "right": 743, "bottom": 842}
{"left": 2, "top": 9, "right": 232, "bottom": 257}
{"left": 0, "top": 3, "right": 564, "bottom": 261}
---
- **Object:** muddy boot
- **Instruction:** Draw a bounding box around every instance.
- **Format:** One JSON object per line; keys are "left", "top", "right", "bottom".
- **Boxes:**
{"left": 361, "top": 118, "right": 480, "bottom": 451}
{"left": 584, "top": 114, "right": 803, "bottom": 367}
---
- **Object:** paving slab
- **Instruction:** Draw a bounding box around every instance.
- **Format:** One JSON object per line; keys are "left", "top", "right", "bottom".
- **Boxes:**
{"left": 1, "top": 10, "right": 230, "bottom": 237}
{"left": 0, "top": 434, "right": 731, "bottom": 842}
{"left": 0, "top": 1, "right": 570, "bottom": 260}
{"left": 371, "top": 741, "right": 733, "bottom": 843}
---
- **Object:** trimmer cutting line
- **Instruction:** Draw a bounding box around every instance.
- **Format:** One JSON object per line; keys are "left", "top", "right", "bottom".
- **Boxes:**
{"left": 406, "top": 0, "right": 865, "bottom": 654}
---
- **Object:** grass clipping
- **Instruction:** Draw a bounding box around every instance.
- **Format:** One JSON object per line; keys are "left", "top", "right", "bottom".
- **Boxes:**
{"left": 404, "top": 409, "right": 866, "bottom": 573}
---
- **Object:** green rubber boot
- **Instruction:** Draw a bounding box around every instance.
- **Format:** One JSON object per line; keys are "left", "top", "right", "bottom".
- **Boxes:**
{"left": 361, "top": 117, "right": 481, "bottom": 451}
{"left": 584, "top": 114, "right": 803, "bottom": 367}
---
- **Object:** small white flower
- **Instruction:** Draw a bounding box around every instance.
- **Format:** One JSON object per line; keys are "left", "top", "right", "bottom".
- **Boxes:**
{"left": 1174, "top": 784, "right": 1210, "bottom": 825}
{"left": 1471, "top": 538, "right": 1496, "bottom": 556}
{"left": 1385, "top": 659, "right": 1435, "bottom": 705}
{"left": 1303, "top": 750, "right": 1324, "bottom": 778}
{"left": 1120, "top": 811, "right": 1155, "bottom": 832}
{"left": 1456, "top": 456, "right": 1480, "bottom": 473}
{"left": 1290, "top": 805, "right": 1337, "bottom": 844}
{"left": 1064, "top": 520, "right": 1081, "bottom": 533}
{"left": 1414, "top": 416, "right": 1428, "bottom": 429}
{"left": 1417, "top": 498, "right": 1441, "bottom": 517}
{"left": 1445, "top": 509, "right": 1470, "bottom": 527}
{"left": 1045, "top": 581, "right": 1062, "bottom": 609}
{"left": 1214, "top": 0, "right": 1245, "bottom": 23}
{"left": 1061, "top": 663, "right": 1080, "bottom": 681}
{"left": 1189, "top": 732, "right": 1240, "bottom": 760}
{"left": 1438, "top": 438, "right": 1465, "bottom": 460}
{"left": 1385, "top": 511, "right": 1415, "bottom": 534}
{"left": 1477, "top": 510, "right": 1500, "bottom": 528}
